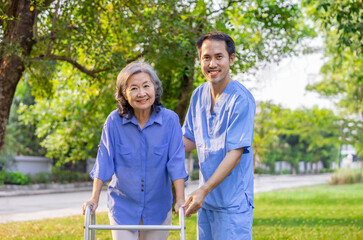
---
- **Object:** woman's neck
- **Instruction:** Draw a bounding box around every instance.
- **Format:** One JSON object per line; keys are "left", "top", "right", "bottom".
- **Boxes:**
{"left": 134, "top": 109, "right": 152, "bottom": 129}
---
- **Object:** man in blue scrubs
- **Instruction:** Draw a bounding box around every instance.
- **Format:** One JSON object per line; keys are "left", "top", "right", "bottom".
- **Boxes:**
{"left": 182, "top": 32, "right": 256, "bottom": 240}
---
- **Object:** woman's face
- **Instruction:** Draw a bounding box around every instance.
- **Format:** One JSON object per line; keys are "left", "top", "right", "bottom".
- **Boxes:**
{"left": 125, "top": 72, "right": 156, "bottom": 114}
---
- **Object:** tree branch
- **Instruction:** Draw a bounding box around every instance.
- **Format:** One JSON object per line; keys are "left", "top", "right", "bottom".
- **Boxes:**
{"left": 207, "top": 0, "right": 245, "bottom": 16}
{"left": 45, "top": 0, "right": 61, "bottom": 56}
{"left": 32, "top": 52, "right": 146, "bottom": 78}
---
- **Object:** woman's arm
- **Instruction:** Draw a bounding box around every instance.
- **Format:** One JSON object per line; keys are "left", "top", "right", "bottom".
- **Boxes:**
{"left": 173, "top": 178, "right": 185, "bottom": 214}
{"left": 82, "top": 177, "right": 104, "bottom": 215}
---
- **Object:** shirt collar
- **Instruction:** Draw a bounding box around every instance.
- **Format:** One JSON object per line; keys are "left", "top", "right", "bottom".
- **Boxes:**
{"left": 121, "top": 106, "right": 163, "bottom": 127}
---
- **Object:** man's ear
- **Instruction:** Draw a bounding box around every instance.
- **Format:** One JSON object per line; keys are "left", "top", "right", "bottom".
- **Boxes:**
{"left": 229, "top": 53, "right": 235, "bottom": 66}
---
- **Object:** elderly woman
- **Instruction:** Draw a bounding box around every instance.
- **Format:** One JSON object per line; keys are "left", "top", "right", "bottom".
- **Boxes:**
{"left": 82, "top": 61, "right": 188, "bottom": 240}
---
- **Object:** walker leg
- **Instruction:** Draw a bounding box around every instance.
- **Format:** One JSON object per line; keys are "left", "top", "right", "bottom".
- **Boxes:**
{"left": 91, "top": 212, "right": 96, "bottom": 240}
{"left": 179, "top": 207, "right": 185, "bottom": 240}
{"left": 84, "top": 206, "right": 91, "bottom": 240}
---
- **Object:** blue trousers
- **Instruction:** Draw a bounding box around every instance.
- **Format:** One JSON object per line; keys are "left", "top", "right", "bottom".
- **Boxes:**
{"left": 197, "top": 207, "right": 253, "bottom": 240}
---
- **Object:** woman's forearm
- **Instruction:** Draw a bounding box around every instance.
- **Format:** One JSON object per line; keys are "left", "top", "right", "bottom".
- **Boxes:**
{"left": 91, "top": 177, "right": 104, "bottom": 201}
{"left": 173, "top": 178, "right": 185, "bottom": 202}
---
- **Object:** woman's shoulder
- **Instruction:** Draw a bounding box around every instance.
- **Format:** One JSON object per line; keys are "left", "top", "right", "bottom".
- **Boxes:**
{"left": 104, "top": 109, "right": 122, "bottom": 124}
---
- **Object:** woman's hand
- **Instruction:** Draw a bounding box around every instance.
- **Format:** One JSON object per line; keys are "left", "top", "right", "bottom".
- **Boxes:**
{"left": 174, "top": 199, "right": 185, "bottom": 215}
{"left": 82, "top": 198, "right": 99, "bottom": 215}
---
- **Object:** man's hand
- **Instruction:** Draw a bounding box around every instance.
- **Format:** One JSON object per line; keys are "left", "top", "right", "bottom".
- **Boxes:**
{"left": 182, "top": 186, "right": 208, "bottom": 217}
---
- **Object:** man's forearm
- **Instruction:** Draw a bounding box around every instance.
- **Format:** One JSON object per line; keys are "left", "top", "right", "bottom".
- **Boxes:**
{"left": 183, "top": 136, "right": 196, "bottom": 152}
{"left": 202, "top": 148, "right": 243, "bottom": 194}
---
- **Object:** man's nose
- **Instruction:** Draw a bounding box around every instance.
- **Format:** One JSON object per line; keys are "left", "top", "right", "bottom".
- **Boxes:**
{"left": 209, "top": 58, "right": 217, "bottom": 68}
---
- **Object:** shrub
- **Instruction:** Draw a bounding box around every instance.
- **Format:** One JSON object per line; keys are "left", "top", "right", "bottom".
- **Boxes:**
{"left": 31, "top": 172, "right": 52, "bottom": 184}
{"left": 254, "top": 167, "right": 271, "bottom": 175}
{"left": 330, "top": 168, "right": 363, "bottom": 185}
{"left": 5, "top": 171, "right": 31, "bottom": 185}
{"left": 51, "top": 166, "right": 91, "bottom": 183}
{"left": 0, "top": 171, "right": 5, "bottom": 185}
{"left": 281, "top": 169, "right": 292, "bottom": 175}
{"left": 190, "top": 170, "right": 199, "bottom": 180}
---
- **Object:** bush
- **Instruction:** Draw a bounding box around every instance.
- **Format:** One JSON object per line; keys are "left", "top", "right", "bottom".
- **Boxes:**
{"left": 191, "top": 170, "right": 199, "bottom": 180}
{"left": 31, "top": 172, "right": 52, "bottom": 184}
{"left": 0, "top": 171, "right": 5, "bottom": 185}
{"left": 330, "top": 168, "right": 363, "bottom": 185}
{"left": 51, "top": 166, "right": 91, "bottom": 184}
{"left": 254, "top": 167, "right": 271, "bottom": 175}
{"left": 5, "top": 171, "right": 31, "bottom": 185}
{"left": 281, "top": 169, "right": 292, "bottom": 175}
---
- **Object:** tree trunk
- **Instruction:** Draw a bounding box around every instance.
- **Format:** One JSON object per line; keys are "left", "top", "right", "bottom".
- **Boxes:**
{"left": 175, "top": 62, "right": 195, "bottom": 124}
{"left": 0, "top": 0, "right": 36, "bottom": 150}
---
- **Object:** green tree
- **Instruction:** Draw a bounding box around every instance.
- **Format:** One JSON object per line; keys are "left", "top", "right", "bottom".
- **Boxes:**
{"left": 254, "top": 103, "right": 341, "bottom": 173}
{"left": 4, "top": 78, "right": 45, "bottom": 157}
{"left": 2, "top": 0, "right": 314, "bottom": 164}
{"left": 302, "top": 0, "right": 363, "bottom": 158}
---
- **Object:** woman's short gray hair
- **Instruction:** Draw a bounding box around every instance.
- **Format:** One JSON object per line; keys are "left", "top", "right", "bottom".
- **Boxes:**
{"left": 115, "top": 61, "right": 163, "bottom": 119}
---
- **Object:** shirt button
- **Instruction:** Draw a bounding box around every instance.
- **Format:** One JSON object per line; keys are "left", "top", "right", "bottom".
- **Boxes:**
{"left": 141, "top": 179, "right": 144, "bottom": 182}
{"left": 141, "top": 184, "right": 144, "bottom": 187}
{"left": 141, "top": 189, "right": 144, "bottom": 192}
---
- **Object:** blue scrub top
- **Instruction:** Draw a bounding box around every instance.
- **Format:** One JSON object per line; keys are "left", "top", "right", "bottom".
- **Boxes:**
{"left": 183, "top": 80, "right": 255, "bottom": 213}
{"left": 91, "top": 107, "right": 188, "bottom": 225}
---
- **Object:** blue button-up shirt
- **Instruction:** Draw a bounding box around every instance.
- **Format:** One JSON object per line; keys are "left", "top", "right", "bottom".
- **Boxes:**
{"left": 91, "top": 107, "right": 188, "bottom": 225}
{"left": 183, "top": 80, "right": 255, "bottom": 213}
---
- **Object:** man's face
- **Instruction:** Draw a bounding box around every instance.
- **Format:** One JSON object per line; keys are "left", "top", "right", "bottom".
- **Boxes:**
{"left": 200, "top": 39, "right": 235, "bottom": 86}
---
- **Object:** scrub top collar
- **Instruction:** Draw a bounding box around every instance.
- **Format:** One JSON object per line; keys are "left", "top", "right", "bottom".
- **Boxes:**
{"left": 121, "top": 106, "right": 163, "bottom": 129}
{"left": 205, "top": 80, "right": 235, "bottom": 116}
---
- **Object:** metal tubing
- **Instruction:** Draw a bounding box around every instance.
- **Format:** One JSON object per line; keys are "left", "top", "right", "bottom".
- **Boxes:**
{"left": 84, "top": 205, "right": 91, "bottom": 240}
{"left": 88, "top": 224, "right": 181, "bottom": 230}
{"left": 84, "top": 206, "right": 186, "bottom": 240}
{"left": 90, "top": 207, "right": 95, "bottom": 240}
{"left": 179, "top": 207, "right": 185, "bottom": 240}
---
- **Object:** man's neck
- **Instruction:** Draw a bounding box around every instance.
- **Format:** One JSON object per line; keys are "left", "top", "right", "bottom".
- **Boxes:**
{"left": 209, "top": 77, "right": 232, "bottom": 113}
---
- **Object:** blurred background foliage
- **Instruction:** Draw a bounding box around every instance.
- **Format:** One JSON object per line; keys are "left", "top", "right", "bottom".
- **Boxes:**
{"left": 1, "top": 0, "right": 362, "bottom": 171}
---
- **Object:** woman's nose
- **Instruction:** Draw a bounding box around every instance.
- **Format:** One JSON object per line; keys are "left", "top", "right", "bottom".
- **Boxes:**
{"left": 137, "top": 88, "right": 146, "bottom": 96}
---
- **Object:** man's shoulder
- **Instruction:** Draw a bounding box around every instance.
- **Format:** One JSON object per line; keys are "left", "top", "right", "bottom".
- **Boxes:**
{"left": 230, "top": 80, "right": 255, "bottom": 103}
{"left": 192, "top": 82, "right": 209, "bottom": 94}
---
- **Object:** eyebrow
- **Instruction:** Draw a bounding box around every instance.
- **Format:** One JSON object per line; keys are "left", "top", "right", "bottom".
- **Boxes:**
{"left": 129, "top": 80, "right": 152, "bottom": 87}
{"left": 202, "top": 52, "right": 224, "bottom": 57}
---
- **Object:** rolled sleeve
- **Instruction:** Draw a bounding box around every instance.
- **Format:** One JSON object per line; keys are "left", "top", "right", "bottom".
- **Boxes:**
{"left": 90, "top": 118, "right": 115, "bottom": 182}
{"left": 182, "top": 100, "right": 195, "bottom": 143}
{"left": 226, "top": 96, "right": 255, "bottom": 153}
{"left": 167, "top": 114, "right": 189, "bottom": 182}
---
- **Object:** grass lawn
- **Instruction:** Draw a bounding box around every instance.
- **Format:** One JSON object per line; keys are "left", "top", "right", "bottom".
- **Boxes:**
{"left": 0, "top": 183, "right": 362, "bottom": 239}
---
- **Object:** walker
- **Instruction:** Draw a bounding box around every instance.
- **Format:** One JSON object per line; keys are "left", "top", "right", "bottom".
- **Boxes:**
{"left": 84, "top": 205, "right": 185, "bottom": 240}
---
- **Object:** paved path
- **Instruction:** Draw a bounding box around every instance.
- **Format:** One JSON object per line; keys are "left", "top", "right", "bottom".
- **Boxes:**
{"left": 0, "top": 174, "right": 331, "bottom": 223}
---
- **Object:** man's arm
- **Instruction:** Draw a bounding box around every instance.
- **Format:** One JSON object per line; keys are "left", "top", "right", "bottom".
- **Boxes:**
{"left": 182, "top": 148, "right": 243, "bottom": 217}
{"left": 183, "top": 136, "right": 196, "bottom": 152}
